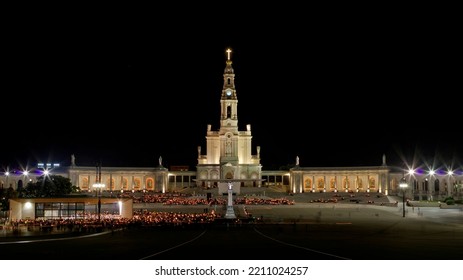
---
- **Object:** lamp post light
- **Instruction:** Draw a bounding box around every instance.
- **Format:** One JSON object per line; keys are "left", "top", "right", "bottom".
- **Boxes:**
{"left": 447, "top": 170, "right": 454, "bottom": 197}
{"left": 93, "top": 182, "right": 105, "bottom": 221}
{"left": 3, "top": 171, "right": 9, "bottom": 190}
{"left": 1, "top": 171, "right": 8, "bottom": 213}
{"left": 93, "top": 162, "right": 105, "bottom": 221}
{"left": 399, "top": 177, "right": 408, "bottom": 217}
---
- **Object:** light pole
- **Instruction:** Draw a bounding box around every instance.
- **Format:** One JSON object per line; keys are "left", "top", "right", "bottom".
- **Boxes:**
{"left": 447, "top": 170, "right": 454, "bottom": 198}
{"left": 399, "top": 177, "right": 408, "bottom": 217}
{"left": 1, "top": 171, "right": 8, "bottom": 215}
{"left": 92, "top": 163, "right": 105, "bottom": 221}
{"left": 93, "top": 182, "right": 104, "bottom": 221}
{"left": 3, "top": 170, "right": 8, "bottom": 190}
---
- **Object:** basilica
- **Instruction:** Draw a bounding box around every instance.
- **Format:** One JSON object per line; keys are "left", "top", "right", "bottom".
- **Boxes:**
{"left": 2, "top": 49, "right": 462, "bottom": 204}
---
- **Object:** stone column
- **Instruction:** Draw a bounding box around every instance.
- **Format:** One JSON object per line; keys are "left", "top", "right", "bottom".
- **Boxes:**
{"left": 225, "top": 182, "right": 236, "bottom": 219}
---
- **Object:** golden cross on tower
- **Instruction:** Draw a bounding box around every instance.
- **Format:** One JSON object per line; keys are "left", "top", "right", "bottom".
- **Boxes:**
{"left": 226, "top": 48, "right": 232, "bottom": 60}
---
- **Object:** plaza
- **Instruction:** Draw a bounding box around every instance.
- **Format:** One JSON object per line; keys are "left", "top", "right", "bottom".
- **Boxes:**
{"left": 1, "top": 189, "right": 462, "bottom": 260}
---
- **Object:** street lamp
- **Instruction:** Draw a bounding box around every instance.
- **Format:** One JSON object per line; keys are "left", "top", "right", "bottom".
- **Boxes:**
{"left": 1, "top": 171, "right": 8, "bottom": 212}
{"left": 447, "top": 170, "right": 454, "bottom": 197}
{"left": 93, "top": 163, "right": 105, "bottom": 221}
{"left": 399, "top": 177, "right": 408, "bottom": 217}
{"left": 3, "top": 170, "right": 9, "bottom": 190}
{"left": 93, "top": 182, "right": 105, "bottom": 221}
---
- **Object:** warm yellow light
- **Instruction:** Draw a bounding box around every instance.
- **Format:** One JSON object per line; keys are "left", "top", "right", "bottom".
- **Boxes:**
{"left": 399, "top": 177, "right": 408, "bottom": 188}
{"left": 93, "top": 183, "right": 105, "bottom": 189}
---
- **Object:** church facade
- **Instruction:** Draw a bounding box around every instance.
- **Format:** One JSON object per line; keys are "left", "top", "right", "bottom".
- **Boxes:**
{"left": 1, "top": 49, "right": 462, "bottom": 201}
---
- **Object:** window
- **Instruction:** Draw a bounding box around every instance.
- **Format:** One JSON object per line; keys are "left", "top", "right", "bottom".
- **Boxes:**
{"left": 35, "top": 202, "right": 85, "bottom": 219}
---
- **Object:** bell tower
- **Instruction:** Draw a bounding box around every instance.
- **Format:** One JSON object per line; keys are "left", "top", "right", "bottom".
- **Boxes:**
{"left": 218, "top": 48, "right": 239, "bottom": 165}
{"left": 197, "top": 48, "right": 262, "bottom": 189}
{"left": 219, "top": 48, "right": 238, "bottom": 133}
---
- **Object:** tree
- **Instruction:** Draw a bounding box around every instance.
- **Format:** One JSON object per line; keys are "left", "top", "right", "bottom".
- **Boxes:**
{"left": 1, "top": 187, "right": 17, "bottom": 211}
{"left": 20, "top": 175, "right": 77, "bottom": 198}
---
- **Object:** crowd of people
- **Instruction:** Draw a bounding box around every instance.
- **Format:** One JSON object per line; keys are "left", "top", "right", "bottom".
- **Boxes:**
{"left": 118, "top": 191, "right": 295, "bottom": 206}
{"left": 2, "top": 209, "right": 222, "bottom": 236}
{"left": 1, "top": 191, "right": 296, "bottom": 236}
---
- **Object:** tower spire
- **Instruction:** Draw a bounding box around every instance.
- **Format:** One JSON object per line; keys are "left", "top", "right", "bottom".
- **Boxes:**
{"left": 220, "top": 47, "right": 238, "bottom": 132}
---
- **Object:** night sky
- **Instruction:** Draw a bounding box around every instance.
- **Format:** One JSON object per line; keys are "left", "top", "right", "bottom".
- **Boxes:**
{"left": 2, "top": 8, "right": 461, "bottom": 172}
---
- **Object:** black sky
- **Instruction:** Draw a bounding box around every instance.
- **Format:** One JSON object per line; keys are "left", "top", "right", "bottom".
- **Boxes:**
{"left": 2, "top": 7, "right": 461, "bottom": 171}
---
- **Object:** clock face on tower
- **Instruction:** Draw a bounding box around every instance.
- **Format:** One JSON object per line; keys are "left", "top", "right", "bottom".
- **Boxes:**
{"left": 226, "top": 89, "right": 232, "bottom": 96}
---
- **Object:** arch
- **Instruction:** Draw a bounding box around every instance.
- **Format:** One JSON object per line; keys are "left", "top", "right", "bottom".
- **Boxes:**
{"left": 369, "top": 177, "right": 376, "bottom": 191}
{"left": 343, "top": 177, "right": 350, "bottom": 191}
{"left": 317, "top": 177, "right": 325, "bottom": 191}
{"left": 391, "top": 177, "right": 398, "bottom": 192}
{"left": 304, "top": 178, "right": 312, "bottom": 192}
{"left": 82, "top": 177, "right": 89, "bottom": 190}
{"left": 210, "top": 171, "right": 219, "bottom": 180}
{"left": 412, "top": 179, "right": 418, "bottom": 192}
{"left": 434, "top": 179, "right": 440, "bottom": 192}
{"left": 357, "top": 177, "right": 363, "bottom": 190}
{"left": 199, "top": 171, "right": 208, "bottom": 180}
{"left": 330, "top": 178, "right": 336, "bottom": 190}
{"left": 122, "top": 178, "right": 128, "bottom": 190}
{"left": 146, "top": 178, "right": 155, "bottom": 191}
{"left": 134, "top": 178, "right": 141, "bottom": 190}
{"left": 18, "top": 180, "right": 24, "bottom": 190}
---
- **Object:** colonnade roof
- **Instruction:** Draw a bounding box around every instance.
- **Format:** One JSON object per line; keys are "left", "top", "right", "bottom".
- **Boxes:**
{"left": 291, "top": 166, "right": 390, "bottom": 172}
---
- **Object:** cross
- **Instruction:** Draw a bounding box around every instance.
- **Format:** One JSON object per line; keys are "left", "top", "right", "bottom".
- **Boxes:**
{"left": 226, "top": 48, "right": 232, "bottom": 60}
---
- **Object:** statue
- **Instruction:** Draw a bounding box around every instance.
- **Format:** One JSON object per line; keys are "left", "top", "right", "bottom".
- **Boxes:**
{"left": 382, "top": 154, "right": 386, "bottom": 166}
{"left": 296, "top": 156, "right": 300, "bottom": 166}
{"left": 226, "top": 140, "right": 232, "bottom": 155}
{"left": 159, "top": 156, "right": 162, "bottom": 166}
{"left": 71, "top": 154, "right": 76, "bottom": 166}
